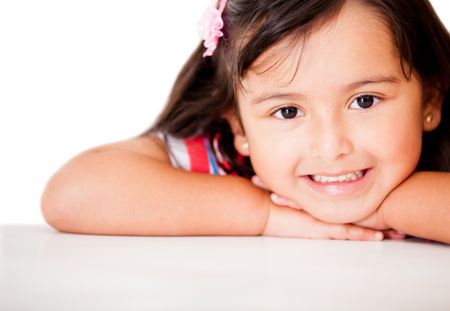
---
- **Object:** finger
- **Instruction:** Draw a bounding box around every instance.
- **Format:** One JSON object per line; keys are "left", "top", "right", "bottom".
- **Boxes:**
{"left": 271, "top": 193, "right": 302, "bottom": 210}
{"left": 383, "top": 230, "right": 406, "bottom": 240}
{"left": 354, "top": 213, "right": 389, "bottom": 231}
{"left": 325, "top": 223, "right": 384, "bottom": 241}
{"left": 354, "top": 213, "right": 379, "bottom": 229}
{"left": 251, "top": 175, "right": 269, "bottom": 190}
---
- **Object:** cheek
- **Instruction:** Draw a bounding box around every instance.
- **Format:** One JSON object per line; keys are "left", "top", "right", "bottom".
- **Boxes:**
{"left": 382, "top": 128, "right": 422, "bottom": 172}
{"left": 365, "top": 108, "right": 423, "bottom": 176}
{"left": 246, "top": 129, "right": 303, "bottom": 191}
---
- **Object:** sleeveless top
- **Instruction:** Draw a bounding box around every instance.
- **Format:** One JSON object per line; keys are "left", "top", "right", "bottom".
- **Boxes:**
{"left": 157, "top": 132, "right": 233, "bottom": 176}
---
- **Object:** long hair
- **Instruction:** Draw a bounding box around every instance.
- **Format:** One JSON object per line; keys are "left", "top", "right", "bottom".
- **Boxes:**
{"left": 140, "top": 0, "right": 450, "bottom": 176}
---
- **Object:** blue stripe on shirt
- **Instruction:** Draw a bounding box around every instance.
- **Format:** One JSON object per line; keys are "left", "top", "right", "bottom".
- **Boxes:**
{"left": 204, "top": 137, "right": 219, "bottom": 175}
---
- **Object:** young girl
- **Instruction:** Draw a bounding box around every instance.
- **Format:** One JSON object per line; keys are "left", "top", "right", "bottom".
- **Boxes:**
{"left": 41, "top": 0, "right": 450, "bottom": 244}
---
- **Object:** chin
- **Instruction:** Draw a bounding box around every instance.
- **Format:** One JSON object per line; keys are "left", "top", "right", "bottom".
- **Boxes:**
{"left": 299, "top": 191, "right": 384, "bottom": 223}
{"left": 308, "top": 205, "right": 374, "bottom": 224}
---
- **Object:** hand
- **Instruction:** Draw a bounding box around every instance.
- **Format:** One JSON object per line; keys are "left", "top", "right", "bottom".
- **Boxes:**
{"left": 252, "top": 176, "right": 384, "bottom": 241}
{"left": 263, "top": 203, "right": 385, "bottom": 240}
{"left": 252, "top": 175, "right": 406, "bottom": 241}
{"left": 354, "top": 208, "right": 406, "bottom": 240}
{"left": 252, "top": 176, "right": 300, "bottom": 209}
{"left": 354, "top": 208, "right": 388, "bottom": 230}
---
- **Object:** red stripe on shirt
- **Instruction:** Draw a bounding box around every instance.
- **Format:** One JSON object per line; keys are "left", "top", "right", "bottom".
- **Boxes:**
{"left": 185, "top": 137, "right": 210, "bottom": 173}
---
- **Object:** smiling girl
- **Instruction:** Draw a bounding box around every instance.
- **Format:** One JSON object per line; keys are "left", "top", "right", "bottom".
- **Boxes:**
{"left": 41, "top": 0, "right": 450, "bottom": 243}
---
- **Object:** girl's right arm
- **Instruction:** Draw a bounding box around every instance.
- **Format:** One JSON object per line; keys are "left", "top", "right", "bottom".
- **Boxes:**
{"left": 41, "top": 134, "right": 382, "bottom": 240}
{"left": 41, "top": 135, "right": 270, "bottom": 236}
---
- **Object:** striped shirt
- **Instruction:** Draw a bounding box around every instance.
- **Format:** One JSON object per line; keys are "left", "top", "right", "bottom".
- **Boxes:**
{"left": 157, "top": 132, "right": 231, "bottom": 175}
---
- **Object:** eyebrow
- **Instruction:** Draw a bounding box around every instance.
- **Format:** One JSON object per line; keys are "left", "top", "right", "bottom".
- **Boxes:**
{"left": 341, "top": 75, "right": 402, "bottom": 92}
{"left": 250, "top": 75, "right": 401, "bottom": 105}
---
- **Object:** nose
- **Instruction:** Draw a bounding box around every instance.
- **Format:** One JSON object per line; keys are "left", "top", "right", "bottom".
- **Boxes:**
{"left": 309, "top": 114, "right": 353, "bottom": 161}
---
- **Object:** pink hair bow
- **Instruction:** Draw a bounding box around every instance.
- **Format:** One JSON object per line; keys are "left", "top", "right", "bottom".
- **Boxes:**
{"left": 198, "top": 0, "right": 228, "bottom": 57}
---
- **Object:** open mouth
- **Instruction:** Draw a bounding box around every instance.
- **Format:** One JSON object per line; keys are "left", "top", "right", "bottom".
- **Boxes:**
{"left": 302, "top": 169, "right": 373, "bottom": 197}
{"left": 307, "top": 169, "right": 369, "bottom": 184}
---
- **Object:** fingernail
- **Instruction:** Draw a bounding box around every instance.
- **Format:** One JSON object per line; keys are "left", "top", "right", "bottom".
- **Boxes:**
{"left": 392, "top": 232, "right": 407, "bottom": 240}
{"left": 271, "top": 193, "right": 280, "bottom": 203}
{"left": 375, "top": 232, "right": 384, "bottom": 240}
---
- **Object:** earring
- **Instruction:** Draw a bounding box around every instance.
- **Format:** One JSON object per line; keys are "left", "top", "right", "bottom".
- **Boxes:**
{"left": 242, "top": 142, "right": 249, "bottom": 150}
{"left": 425, "top": 113, "right": 433, "bottom": 123}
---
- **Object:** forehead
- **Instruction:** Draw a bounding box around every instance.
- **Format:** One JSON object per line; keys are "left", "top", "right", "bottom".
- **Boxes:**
{"left": 240, "top": 1, "right": 401, "bottom": 90}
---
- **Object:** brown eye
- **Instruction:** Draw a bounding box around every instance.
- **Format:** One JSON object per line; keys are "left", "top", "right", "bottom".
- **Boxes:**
{"left": 350, "top": 95, "right": 380, "bottom": 110}
{"left": 273, "top": 106, "right": 304, "bottom": 119}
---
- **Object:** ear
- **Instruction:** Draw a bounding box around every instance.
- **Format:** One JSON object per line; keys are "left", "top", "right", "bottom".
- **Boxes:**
{"left": 222, "top": 111, "right": 250, "bottom": 156}
{"left": 423, "top": 85, "right": 443, "bottom": 132}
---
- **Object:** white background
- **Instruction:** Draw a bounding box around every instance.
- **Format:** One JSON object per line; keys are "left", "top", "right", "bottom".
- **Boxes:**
{"left": 1, "top": 0, "right": 449, "bottom": 224}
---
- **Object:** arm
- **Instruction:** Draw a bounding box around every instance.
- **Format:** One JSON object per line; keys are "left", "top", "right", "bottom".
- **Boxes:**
{"left": 41, "top": 135, "right": 270, "bottom": 236}
{"left": 379, "top": 171, "right": 450, "bottom": 244}
{"left": 41, "top": 135, "right": 382, "bottom": 239}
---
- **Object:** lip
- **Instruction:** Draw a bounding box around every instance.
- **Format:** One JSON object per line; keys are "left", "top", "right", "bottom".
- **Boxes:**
{"left": 301, "top": 168, "right": 373, "bottom": 197}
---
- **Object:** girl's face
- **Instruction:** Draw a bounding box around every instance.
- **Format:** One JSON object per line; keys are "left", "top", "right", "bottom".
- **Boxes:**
{"left": 233, "top": 2, "right": 441, "bottom": 223}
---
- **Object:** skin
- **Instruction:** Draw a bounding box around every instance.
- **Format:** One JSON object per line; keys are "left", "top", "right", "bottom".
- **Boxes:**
{"left": 40, "top": 1, "right": 446, "bottom": 242}
{"left": 229, "top": 1, "right": 442, "bottom": 224}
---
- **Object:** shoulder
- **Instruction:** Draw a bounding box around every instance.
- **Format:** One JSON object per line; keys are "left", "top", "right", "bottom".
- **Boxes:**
{"left": 85, "top": 133, "right": 171, "bottom": 164}
{"left": 83, "top": 132, "right": 231, "bottom": 175}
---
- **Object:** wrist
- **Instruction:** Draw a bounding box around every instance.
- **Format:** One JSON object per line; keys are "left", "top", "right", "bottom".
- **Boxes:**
{"left": 258, "top": 191, "right": 273, "bottom": 236}
{"left": 236, "top": 177, "right": 273, "bottom": 236}
{"left": 376, "top": 173, "right": 416, "bottom": 235}
{"left": 377, "top": 174, "right": 410, "bottom": 229}
{"left": 261, "top": 200, "right": 292, "bottom": 237}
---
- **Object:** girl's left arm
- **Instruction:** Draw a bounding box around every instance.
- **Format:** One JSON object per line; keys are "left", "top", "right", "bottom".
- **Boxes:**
{"left": 379, "top": 171, "right": 450, "bottom": 244}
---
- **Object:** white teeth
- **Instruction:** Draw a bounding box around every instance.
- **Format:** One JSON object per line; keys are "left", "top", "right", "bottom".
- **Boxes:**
{"left": 311, "top": 170, "right": 363, "bottom": 183}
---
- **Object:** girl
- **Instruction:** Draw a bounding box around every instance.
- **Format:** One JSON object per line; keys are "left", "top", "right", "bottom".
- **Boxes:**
{"left": 41, "top": 0, "right": 450, "bottom": 243}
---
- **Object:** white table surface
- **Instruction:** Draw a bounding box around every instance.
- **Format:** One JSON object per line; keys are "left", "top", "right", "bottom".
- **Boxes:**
{"left": 1, "top": 225, "right": 449, "bottom": 311}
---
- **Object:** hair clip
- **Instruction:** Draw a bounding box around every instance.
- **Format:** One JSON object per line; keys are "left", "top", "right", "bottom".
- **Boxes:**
{"left": 198, "top": 0, "right": 228, "bottom": 57}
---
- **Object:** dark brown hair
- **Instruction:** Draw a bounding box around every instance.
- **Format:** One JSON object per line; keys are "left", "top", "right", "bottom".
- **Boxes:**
{"left": 140, "top": 0, "right": 450, "bottom": 176}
